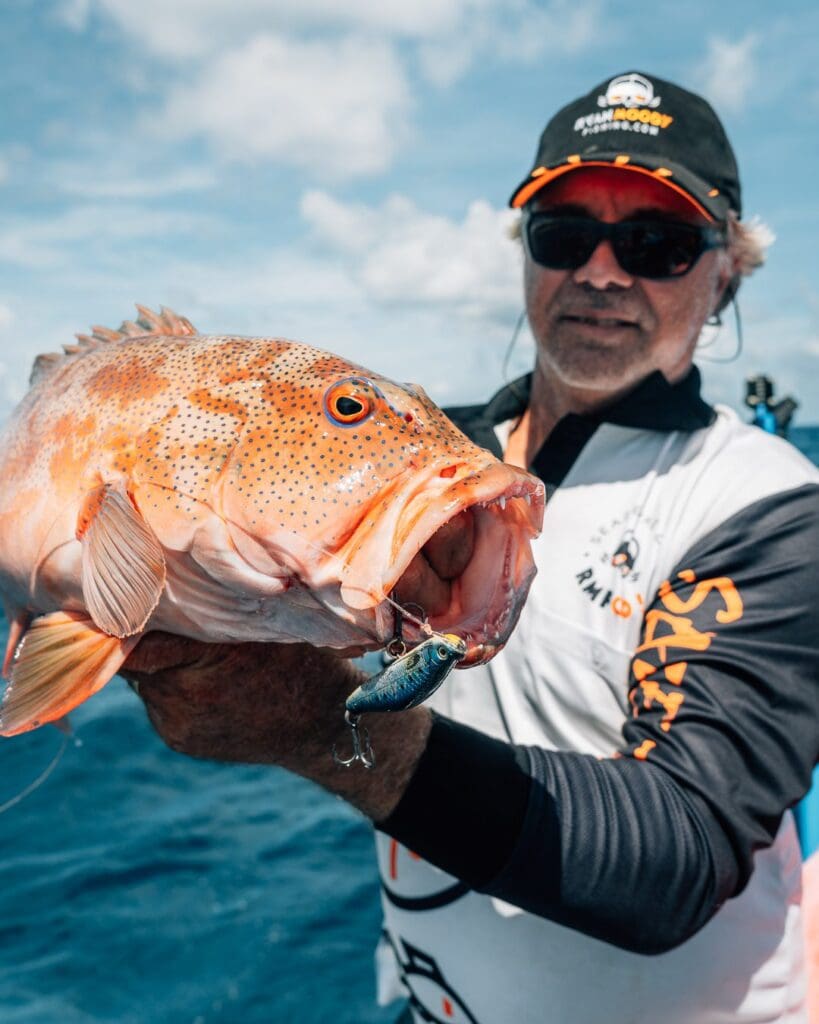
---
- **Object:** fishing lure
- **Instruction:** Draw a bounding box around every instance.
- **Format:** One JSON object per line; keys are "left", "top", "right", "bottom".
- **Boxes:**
{"left": 332, "top": 633, "right": 467, "bottom": 769}
{"left": 346, "top": 633, "right": 467, "bottom": 715}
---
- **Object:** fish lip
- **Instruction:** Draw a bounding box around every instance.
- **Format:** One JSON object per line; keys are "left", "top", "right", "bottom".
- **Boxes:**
{"left": 341, "top": 461, "right": 544, "bottom": 664}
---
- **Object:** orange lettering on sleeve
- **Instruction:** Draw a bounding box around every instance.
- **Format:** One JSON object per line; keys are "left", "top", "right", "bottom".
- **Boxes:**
{"left": 636, "top": 610, "right": 716, "bottom": 661}
{"left": 657, "top": 572, "right": 743, "bottom": 624}
{"left": 663, "top": 661, "right": 687, "bottom": 685}
{"left": 638, "top": 680, "right": 685, "bottom": 731}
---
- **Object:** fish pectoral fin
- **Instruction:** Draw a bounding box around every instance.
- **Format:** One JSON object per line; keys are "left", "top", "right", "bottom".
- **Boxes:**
{"left": 79, "top": 482, "right": 166, "bottom": 638}
{"left": 0, "top": 611, "right": 140, "bottom": 736}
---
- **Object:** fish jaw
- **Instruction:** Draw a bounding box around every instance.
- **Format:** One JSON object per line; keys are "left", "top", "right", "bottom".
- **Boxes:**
{"left": 335, "top": 460, "right": 544, "bottom": 664}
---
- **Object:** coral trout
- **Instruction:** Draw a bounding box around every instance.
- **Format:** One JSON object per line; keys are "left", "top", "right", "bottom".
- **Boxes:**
{"left": 0, "top": 306, "right": 543, "bottom": 736}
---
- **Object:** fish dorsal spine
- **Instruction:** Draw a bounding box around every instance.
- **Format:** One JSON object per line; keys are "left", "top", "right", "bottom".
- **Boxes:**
{"left": 29, "top": 304, "right": 199, "bottom": 386}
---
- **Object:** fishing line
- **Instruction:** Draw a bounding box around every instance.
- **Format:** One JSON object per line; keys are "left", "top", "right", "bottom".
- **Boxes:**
{"left": 695, "top": 316, "right": 723, "bottom": 351}
{"left": 502, "top": 311, "right": 529, "bottom": 406}
{"left": 381, "top": 592, "right": 431, "bottom": 634}
{"left": 502, "top": 310, "right": 527, "bottom": 384}
{"left": 0, "top": 730, "right": 72, "bottom": 815}
{"left": 697, "top": 295, "right": 744, "bottom": 364}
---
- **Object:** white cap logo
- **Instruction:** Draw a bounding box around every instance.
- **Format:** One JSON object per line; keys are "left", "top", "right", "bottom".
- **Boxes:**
{"left": 598, "top": 73, "right": 661, "bottom": 109}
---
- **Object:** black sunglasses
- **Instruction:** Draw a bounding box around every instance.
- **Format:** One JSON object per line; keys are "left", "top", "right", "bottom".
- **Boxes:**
{"left": 522, "top": 212, "right": 727, "bottom": 280}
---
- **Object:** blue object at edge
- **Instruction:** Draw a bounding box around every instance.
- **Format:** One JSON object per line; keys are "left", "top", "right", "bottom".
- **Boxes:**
{"left": 755, "top": 422, "right": 817, "bottom": 859}
{"left": 796, "top": 766, "right": 819, "bottom": 858}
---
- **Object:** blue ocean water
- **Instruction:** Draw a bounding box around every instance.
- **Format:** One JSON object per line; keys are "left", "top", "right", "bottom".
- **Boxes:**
{"left": 1, "top": 427, "right": 817, "bottom": 1024}
{"left": 790, "top": 425, "right": 819, "bottom": 466}
{"left": 0, "top": 640, "right": 396, "bottom": 1024}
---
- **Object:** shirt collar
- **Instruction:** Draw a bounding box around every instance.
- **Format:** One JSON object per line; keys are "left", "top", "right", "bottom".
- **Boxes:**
{"left": 444, "top": 367, "right": 715, "bottom": 481}
{"left": 481, "top": 365, "right": 714, "bottom": 436}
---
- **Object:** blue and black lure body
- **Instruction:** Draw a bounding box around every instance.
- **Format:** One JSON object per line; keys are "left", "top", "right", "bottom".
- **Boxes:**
{"left": 346, "top": 633, "right": 467, "bottom": 715}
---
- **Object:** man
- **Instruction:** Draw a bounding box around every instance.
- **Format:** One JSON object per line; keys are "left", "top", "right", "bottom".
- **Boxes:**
{"left": 124, "top": 72, "right": 819, "bottom": 1022}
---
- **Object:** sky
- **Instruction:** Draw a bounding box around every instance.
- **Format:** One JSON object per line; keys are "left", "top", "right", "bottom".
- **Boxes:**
{"left": 1, "top": 0, "right": 818, "bottom": 424}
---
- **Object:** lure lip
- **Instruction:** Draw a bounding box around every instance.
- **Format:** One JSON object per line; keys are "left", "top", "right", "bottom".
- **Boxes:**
{"left": 438, "top": 633, "right": 468, "bottom": 655}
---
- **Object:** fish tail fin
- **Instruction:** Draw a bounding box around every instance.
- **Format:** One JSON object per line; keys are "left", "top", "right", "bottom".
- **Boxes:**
{"left": 0, "top": 612, "right": 140, "bottom": 737}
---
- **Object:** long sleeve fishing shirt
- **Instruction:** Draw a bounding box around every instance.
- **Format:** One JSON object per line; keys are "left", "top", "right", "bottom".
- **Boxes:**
{"left": 375, "top": 367, "right": 819, "bottom": 1023}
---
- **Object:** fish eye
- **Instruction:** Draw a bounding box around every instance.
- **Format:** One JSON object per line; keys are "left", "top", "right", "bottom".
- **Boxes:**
{"left": 323, "top": 379, "right": 374, "bottom": 426}
{"left": 437, "top": 646, "right": 448, "bottom": 659}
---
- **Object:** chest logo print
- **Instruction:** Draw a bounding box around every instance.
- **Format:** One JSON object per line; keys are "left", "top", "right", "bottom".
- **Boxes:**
{"left": 575, "top": 508, "right": 662, "bottom": 619}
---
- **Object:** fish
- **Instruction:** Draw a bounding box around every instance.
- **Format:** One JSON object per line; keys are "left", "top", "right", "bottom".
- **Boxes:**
{"left": 0, "top": 306, "right": 544, "bottom": 737}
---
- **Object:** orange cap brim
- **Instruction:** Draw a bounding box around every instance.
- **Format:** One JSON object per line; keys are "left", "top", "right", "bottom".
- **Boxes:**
{"left": 510, "top": 160, "right": 714, "bottom": 221}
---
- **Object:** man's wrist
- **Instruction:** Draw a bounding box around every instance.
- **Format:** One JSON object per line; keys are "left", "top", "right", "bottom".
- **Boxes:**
{"left": 281, "top": 703, "right": 434, "bottom": 823}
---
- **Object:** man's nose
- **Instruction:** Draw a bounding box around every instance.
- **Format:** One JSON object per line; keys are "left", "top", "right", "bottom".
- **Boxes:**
{"left": 573, "top": 240, "right": 633, "bottom": 289}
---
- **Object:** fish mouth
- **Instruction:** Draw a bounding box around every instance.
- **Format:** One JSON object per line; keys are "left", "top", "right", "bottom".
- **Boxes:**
{"left": 339, "top": 462, "right": 544, "bottom": 666}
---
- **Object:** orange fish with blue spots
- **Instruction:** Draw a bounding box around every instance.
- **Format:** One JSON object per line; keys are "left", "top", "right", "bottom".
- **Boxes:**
{"left": 0, "top": 306, "right": 543, "bottom": 736}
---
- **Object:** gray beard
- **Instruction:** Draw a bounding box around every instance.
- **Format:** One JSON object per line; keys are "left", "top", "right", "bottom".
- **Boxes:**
{"left": 538, "top": 321, "right": 652, "bottom": 389}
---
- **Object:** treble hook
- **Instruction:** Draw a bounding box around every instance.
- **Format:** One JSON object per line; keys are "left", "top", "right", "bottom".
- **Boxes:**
{"left": 332, "top": 710, "right": 376, "bottom": 770}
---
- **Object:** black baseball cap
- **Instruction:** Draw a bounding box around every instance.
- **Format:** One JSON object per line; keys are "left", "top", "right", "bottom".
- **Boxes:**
{"left": 509, "top": 71, "right": 741, "bottom": 221}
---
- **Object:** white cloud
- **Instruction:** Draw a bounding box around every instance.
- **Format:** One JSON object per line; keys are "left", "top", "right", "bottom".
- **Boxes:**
{"left": 149, "top": 34, "right": 410, "bottom": 177}
{"left": 0, "top": 205, "right": 214, "bottom": 270}
{"left": 0, "top": 305, "right": 22, "bottom": 423}
{"left": 54, "top": 0, "right": 91, "bottom": 32}
{"left": 50, "top": 0, "right": 603, "bottom": 183}
{"left": 418, "top": 0, "right": 601, "bottom": 85}
{"left": 300, "top": 190, "right": 522, "bottom": 321}
{"left": 54, "top": 164, "right": 217, "bottom": 200}
{"left": 56, "top": 0, "right": 600, "bottom": 85}
{"left": 59, "top": 0, "right": 486, "bottom": 58}
{"left": 695, "top": 33, "right": 759, "bottom": 113}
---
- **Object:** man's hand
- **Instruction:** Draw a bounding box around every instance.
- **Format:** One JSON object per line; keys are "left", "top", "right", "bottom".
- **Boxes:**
{"left": 121, "top": 633, "right": 360, "bottom": 763}
{"left": 121, "top": 633, "right": 432, "bottom": 822}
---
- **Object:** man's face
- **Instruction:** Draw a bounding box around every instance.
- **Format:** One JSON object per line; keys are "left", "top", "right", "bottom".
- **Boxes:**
{"left": 523, "top": 166, "right": 732, "bottom": 393}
